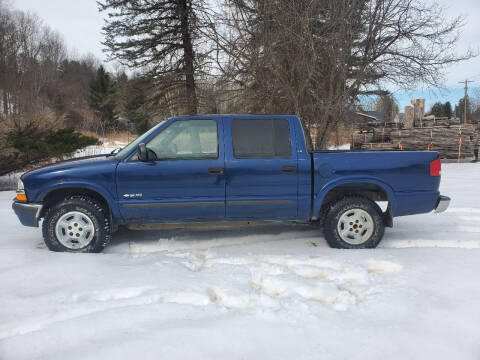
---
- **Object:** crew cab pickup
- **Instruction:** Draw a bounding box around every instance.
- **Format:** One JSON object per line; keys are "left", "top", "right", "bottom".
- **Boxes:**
{"left": 12, "top": 115, "right": 450, "bottom": 252}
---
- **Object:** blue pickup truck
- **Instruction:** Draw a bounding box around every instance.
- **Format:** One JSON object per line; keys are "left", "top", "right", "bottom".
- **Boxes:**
{"left": 12, "top": 115, "right": 449, "bottom": 252}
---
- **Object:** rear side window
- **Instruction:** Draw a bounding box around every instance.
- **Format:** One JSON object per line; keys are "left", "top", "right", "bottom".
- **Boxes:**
{"left": 231, "top": 119, "right": 292, "bottom": 158}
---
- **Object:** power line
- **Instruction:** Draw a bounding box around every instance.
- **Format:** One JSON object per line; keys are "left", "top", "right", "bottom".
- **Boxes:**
{"left": 458, "top": 79, "right": 474, "bottom": 124}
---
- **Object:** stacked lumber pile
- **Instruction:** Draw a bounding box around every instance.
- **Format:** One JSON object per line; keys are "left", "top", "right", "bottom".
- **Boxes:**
{"left": 351, "top": 124, "right": 479, "bottom": 159}
{"left": 387, "top": 125, "right": 478, "bottom": 159}
{"left": 352, "top": 129, "right": 393, "bottom": 146}
{"left": 351, "top": 98, "right": 479, "bottom": 159}
{"left": 416, "top": 118, "right": 458, "bottom": 127}
{"left": 360, "top": 142, "right": 397, "bottom": 150}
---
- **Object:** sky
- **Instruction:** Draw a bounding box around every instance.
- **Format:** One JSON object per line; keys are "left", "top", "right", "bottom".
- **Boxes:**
{"left": 390, "top": 0, "right": 480, "bottom": 110}
{"left": 12, "top": 0, "right": 106, "bottom": 62}
{"left": 9, "top": 0, "right": 480, "bottom": 112}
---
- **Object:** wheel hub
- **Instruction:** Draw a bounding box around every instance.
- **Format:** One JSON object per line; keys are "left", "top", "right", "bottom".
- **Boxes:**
{"left": 337, "top": 208, "right": 374, "bottom": 245}
{"left": 55, "top": 211, "right": 95, "bottom": 249}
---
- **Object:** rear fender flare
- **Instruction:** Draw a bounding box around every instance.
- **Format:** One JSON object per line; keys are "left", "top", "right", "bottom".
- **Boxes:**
{"left": 313, "top": 177, "right": 397, "bottom": 218}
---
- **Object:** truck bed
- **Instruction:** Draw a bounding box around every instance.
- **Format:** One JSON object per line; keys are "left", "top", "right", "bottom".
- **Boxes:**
{"left": 311, "top": 150, "right": 441, "bottom": 217}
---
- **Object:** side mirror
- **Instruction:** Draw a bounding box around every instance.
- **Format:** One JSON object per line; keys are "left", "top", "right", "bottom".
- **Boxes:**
{"left": 137, "top": 143, "right": 149, "bottom": 162}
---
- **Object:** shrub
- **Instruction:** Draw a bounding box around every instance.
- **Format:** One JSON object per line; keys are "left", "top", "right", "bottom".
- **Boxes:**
{"left": 0, "top": 113, "right": 100, "bottom": 176}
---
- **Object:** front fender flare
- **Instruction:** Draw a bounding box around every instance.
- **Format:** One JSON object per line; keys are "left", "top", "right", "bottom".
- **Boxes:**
{"left": 37, "top": 181, "right": 122, "bottom": 223}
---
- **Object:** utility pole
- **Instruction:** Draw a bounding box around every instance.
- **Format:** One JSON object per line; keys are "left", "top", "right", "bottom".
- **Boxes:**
{"left": 458, "top": 79, "right": 474, "bottom": 124}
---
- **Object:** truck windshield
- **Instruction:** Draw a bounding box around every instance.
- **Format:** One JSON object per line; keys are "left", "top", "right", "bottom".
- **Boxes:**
{"left": 114, "top": 120, "right": 166, "bottom": 159}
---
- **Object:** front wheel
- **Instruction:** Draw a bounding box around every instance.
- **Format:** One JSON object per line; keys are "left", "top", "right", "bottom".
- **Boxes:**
{"left": 42, "top": 196, "right": 111, "bottom": 253}
{"left": 323, "top": 196, "right": 385, "bottom": 249}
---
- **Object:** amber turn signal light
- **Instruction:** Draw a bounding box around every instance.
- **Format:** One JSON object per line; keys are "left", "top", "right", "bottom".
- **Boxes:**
{"left": 16, "top": 193, "right": 27, "bottom": 201}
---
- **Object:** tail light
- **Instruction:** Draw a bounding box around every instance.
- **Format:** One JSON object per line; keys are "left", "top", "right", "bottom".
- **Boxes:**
{"left": 430, "top": 158, "right": 441, "bottom": 176}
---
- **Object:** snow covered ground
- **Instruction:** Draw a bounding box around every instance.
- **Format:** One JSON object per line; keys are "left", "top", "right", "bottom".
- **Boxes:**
{"left": 1, "top": 162, "right": 480, "bottom": 359}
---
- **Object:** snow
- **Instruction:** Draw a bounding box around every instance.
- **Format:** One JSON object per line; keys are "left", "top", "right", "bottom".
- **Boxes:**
{"left": 1, "top": 163, "right": 480, "bottom": 359}
{"left": 74, "top": 140, "right": 127, "bottom": 158}
{"left": 0, "top": 172, "right": 20, "bottom": 192}
{"left": 328, "top": 143, "right": 351, "bottom": 150}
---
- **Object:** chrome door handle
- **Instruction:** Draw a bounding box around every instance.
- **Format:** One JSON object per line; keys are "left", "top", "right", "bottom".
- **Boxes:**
{"left": 282, "top": 166, "right": 297, "bottom": 173}
{"left": 208, "top": 167, "right": 224, "bottom": 175}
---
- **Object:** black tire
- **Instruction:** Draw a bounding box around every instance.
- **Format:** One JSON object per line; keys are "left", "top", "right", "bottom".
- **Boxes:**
{"left": 42, "top": 195, "right": 111, "bottom": 253}
{"left": 323, "top": 196, "right": 385, "bottom": 249}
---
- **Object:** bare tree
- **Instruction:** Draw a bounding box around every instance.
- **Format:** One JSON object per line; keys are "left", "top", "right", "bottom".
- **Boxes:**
{"left": 375, "top": 95, "right": 399, "bottom": 123}
{"left": 0, "top": 4, "right": 67, "bottom": 116}
{"left": 0, "top": 0, "right": 19, "bottom": 116}
{"left": 211, "top": 0, "right": 475, "bottom": 148}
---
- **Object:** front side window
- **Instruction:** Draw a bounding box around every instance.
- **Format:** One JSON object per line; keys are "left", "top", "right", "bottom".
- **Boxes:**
{"left": 231, "top": 118, "right": 292, "bottom": 158}
{"left": 147, "top": 120, "right": 218, "bottom": 160}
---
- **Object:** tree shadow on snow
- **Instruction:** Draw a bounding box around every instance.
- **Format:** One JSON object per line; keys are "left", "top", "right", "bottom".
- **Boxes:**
{"left": 108, "top": 222, "right": 324, "bottom": 253}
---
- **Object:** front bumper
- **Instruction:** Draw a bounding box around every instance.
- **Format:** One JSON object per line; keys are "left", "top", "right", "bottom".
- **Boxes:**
{"left": 12, "top": 200, "right": 43, "bottom": 227}
{"left": 435, "top": 195, "right": 450, "bottom": 213}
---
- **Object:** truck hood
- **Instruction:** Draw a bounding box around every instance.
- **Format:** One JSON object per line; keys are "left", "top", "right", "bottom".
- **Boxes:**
{"left": 22, "top": 155, "right": 118, "bottom": 178}
{"left": 21, "top": 155, "right": 120, "bottom": 203}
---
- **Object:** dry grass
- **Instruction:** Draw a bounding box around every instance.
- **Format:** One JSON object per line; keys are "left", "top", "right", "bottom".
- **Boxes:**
{"left": 80, "top": 130, "right": 136, "bottom": 147}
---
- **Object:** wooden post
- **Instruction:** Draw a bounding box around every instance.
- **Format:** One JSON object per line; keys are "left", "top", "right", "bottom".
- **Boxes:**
{"left": 458, "top": 128, "right": 462, "bottom": 163}
{"left": 428, "top": 130, "right": 433, "bottom": 150}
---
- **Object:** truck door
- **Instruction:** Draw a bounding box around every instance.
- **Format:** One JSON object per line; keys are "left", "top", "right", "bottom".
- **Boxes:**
{"left": 116, "top": 118, "right": 225, "bottom": 222}
{"left": 224, "top": 116, "right": 298, "bottom": 220}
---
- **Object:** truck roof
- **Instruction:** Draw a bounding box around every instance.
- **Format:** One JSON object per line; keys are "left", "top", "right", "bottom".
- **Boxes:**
{"left": 171, "top": 114, "right": 295, "bottom": 120}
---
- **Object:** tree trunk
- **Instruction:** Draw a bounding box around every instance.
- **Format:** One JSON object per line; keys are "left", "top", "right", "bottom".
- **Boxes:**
{"left": 3, "top": 91, "right": 8, "bottom": 116}
{"left": 178, "top": 0, "right": 198, "bottom": 115}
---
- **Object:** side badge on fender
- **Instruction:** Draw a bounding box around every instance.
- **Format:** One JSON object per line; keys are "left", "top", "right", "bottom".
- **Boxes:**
{"left": 123, "top": 193, "right": 143, "bottom": 199}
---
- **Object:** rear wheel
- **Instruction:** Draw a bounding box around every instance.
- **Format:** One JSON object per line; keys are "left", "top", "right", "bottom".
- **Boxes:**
{"left": 42, "top": 196, "right": 111, "bottom": 253}
{"left": 323, "top": 196, "right": 385, "bottom": 249}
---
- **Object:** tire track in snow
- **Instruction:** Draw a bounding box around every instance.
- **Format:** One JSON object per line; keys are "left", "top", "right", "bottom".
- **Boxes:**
{"left": 0, "top": 287, "right": 210, "bottom": 340}
{"left": 169, "top": 253, "right": 403, "bottom": 312}
{"left": 0, "top": 256, "right": 404, "bottom": 339}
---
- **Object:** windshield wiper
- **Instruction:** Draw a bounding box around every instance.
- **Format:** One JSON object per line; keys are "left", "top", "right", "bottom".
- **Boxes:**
{"left": 107, "top": 147, "right": 122, "bottom": 157}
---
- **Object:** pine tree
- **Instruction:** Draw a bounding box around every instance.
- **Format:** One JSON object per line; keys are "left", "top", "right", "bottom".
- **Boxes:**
{"left": 98, "top": 0, "right": 210, "bottom": 115}
{"left": 125, "top": 78, "right": 151, "bottom": 134}
{"left": 444, "top": 101, "right": 452, "bottom": 119}
{"left": 455, "top": 97, "right": 472, "bottom": 122}
{"left": 89, "top": 66, "right": 119, "bottom": 132}
{"left": 430, "top": 101, "right": 453, "bottom": 118}
{"left": 430, "top": 102, "right": 445, "bottom": 117}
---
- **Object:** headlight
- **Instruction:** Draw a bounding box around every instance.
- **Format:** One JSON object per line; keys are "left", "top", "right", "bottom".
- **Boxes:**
{"left": 16, "top": 179, "right": 27, "bottom": 201}
{"left": 17, "top": 179, "right": 25, "bottom": 194}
